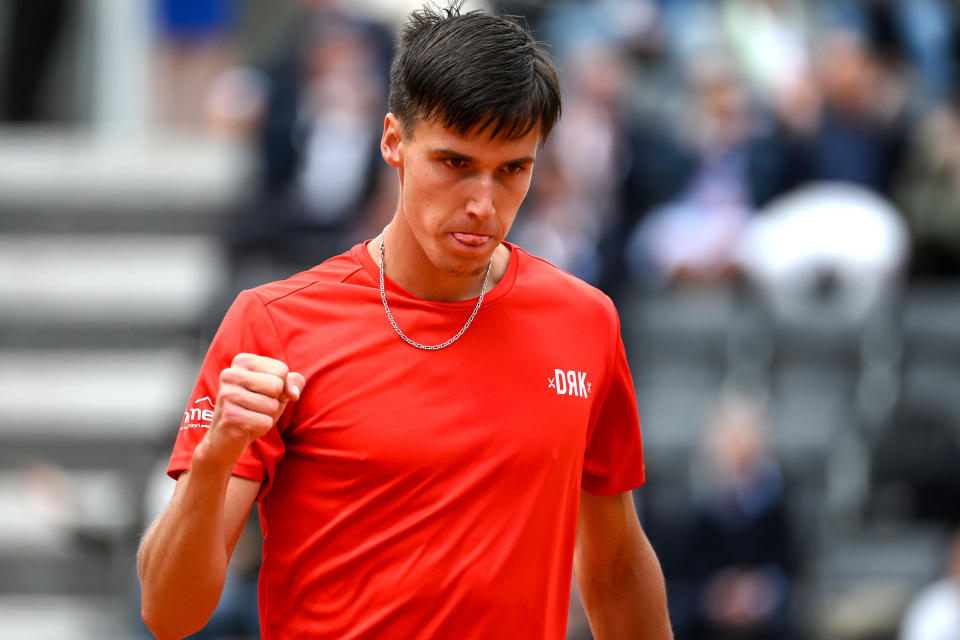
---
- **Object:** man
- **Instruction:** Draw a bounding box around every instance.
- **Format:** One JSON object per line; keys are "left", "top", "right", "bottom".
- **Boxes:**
{"left": 138, "top": 3, "right": 671, "bottom": 638}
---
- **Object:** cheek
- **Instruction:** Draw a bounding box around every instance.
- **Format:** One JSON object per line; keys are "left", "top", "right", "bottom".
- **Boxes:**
{"left": 418, "top": 160, "right": 452, "bottom": 185}
{"left": 502, "top": 177, "right": 532, "bottom": 211}
{"left": 402, "top": 191, "right": 446, "bottom": 237}
{"left": 406, "top": 165, "right": 458, "bottom": 209}
{"left": 402, "top": 167, "right": 444, "bottom": 215}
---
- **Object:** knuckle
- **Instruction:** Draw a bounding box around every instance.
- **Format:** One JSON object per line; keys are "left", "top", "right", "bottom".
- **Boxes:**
{"left": 266, "top": 376, "right": 285, "bottom": 397}
{"left": 218, "top": 405, "right": 242, "bottom": 425}
{"left": 265, "top": 397, "right": 281, "bottom": 415}
{"left": 258, "top": 356, "right": 287, "bottom": 377}
{"left": 219, "top": 386, "right": 241, "bottom": 405}
{"left": 220, "top": 367, "right": 243, "bottom": 386}
{"left": 252, "top": 414, "right": 275, "bottom": 432}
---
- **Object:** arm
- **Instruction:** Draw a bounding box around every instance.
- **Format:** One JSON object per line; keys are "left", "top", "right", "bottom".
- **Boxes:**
{"left": 138, "top": 469, "right": 258, "bottom": 639}
{"left": 575, "top": 490, "right": 672, "bottom": 639}
{"left": 138, "top": 354, "right": 304, "bottom": 640}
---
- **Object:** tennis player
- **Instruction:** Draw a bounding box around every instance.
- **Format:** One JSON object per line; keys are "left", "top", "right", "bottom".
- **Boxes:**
{"left": 139, "top": 3, "right": 671, "bottom": 638}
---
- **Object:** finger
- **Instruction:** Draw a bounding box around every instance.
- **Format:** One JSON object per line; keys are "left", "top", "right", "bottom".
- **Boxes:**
{"left": 220, "top": 386, "right": 281, "bottom": 416}
{"left": 231, "top": 353, "right": 290, "bottom": 378}
{"left": 283, "top": 372, "right": 305, "bottom": 401}
{"left": 221, "top": 367, "right": 285, "bottom": 398}
{"left": 216, "top": 403, "right": 277, "bottom": 434}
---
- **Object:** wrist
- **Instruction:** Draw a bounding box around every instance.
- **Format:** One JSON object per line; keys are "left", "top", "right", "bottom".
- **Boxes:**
{"left": 191, "top": 432, "right": 245, "bottom": 476}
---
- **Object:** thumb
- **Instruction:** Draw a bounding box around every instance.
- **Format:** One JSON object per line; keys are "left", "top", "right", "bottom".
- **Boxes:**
{"left": 282, "top": 371, "right": 306, "bottom": 402}
{"left": 274, "top": 372, "right": 305, "bottom": 422}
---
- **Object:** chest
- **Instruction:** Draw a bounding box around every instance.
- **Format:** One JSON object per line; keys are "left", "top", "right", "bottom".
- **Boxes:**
{"left": 278, "top": 299, "right": 608, "bottom": 483}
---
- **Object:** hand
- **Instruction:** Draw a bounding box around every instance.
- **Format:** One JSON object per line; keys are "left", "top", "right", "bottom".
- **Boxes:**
{"left": 199, "top": 353, "right": 305, "bottom": 466}
{"left": 702, "top": 567, "right": 779, "bottom": 627}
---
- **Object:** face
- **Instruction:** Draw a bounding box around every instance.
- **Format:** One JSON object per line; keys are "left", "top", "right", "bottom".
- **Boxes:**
{"left": 380, "top": 113, "right": 540, "bottom": 282}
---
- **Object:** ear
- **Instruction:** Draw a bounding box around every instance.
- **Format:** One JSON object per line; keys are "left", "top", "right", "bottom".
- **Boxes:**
{"left": 380, "top": 113, "right": 403, "bottom": 168}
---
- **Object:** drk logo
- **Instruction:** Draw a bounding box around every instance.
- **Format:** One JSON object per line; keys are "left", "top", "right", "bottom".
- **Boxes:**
{"left": 548, "top": 369, "right": 591, "bottom": 398}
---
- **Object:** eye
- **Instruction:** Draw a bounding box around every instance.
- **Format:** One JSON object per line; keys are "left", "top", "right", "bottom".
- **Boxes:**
{"left": 502, "top": 163, "right": 527, "bottom": 176}
{"left": 444, "top": 157, "right": 468, "bottom": 169}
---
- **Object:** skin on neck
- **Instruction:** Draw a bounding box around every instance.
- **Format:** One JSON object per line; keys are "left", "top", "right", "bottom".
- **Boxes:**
{"left": 369, "top": 218, "right": 510, "bottom": 302}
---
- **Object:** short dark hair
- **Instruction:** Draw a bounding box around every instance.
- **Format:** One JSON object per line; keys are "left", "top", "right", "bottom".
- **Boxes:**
{"left": 389, "top": 2, "right": 562, "bottom": 142}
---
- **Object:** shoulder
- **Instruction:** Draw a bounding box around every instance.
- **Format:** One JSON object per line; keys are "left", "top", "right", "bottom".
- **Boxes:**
{"left": 512, "top": 245, "right": 619, "bottom": 325}
{"left": 245, "top": 246, "right": 367, "bottom": 308}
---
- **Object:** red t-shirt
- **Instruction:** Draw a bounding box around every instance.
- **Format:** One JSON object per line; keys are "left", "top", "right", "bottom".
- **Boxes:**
{"left": 169, "top": 241, "right": 645, "bottom": 639}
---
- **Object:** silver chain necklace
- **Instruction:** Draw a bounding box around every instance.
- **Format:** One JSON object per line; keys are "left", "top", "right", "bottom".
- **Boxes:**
{"left": 378, "top": 229, "right": 492, "bottom": 350}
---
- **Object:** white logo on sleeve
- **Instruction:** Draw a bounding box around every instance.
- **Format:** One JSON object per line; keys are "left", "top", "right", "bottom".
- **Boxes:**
{"left": 547, "top": 369, "right": 592, "bottom": 398}
{"left": 180, "top": 396, "right": 215, "bottom": 431}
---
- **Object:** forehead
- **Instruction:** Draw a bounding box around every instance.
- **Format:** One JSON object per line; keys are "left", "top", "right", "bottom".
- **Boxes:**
{"left": 408, "top": 117, "right": 541, "bottom": 159}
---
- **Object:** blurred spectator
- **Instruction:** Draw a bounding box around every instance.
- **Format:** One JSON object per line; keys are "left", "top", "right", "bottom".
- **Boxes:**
{"left": 823, "top": 0, "right": 956, "bottom": 110}
{"left": 721, "top": 0, "right": 811, "bottom": 113}
{"left": 624, "top": 54, "right": 798, "bottom": 287}
{"left": 153, "top": 0, "right": 237, "bottom": 129}
{"left": 890, "top": 0, "right": 956, "bottom": 109}
{"left": 229, "top": 5, "right": 394, "bottom": 270}
{"left": 798, "top": 26, "right": 910, "bottom": 195}
{"left": 599, "top": 107, "right": 690, "bottom": 295}
{"left": 513, "top": 0, "right": 663, "bottom": 289}
{"left": 541, "top": 0, "right": 660, "bottom": 62}
{"left": 894, "top": 102, "right": 960, "bottom": 279}
{"left": 626, "top": 55, "right": 754, "bottom": 286}
{"left": 675, "top": 393, "right": 797, "bottom": 640}
{"left": 514, "top": 43, "right": 630, "bottom": 283}
{"left": 900, "top": 528, "right": 960, "bottom": 640}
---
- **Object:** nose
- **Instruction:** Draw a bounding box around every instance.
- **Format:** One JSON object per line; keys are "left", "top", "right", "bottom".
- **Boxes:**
{"left": 464, "top": 175, "right": 495, "bottom": 221}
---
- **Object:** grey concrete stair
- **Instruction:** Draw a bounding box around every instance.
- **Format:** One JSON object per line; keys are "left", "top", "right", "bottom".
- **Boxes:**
{"left": 0, "top": 347, "right": 200, "bottom": 440}
{"left": 0, "top": 234, "right": 228, "bottom": 329}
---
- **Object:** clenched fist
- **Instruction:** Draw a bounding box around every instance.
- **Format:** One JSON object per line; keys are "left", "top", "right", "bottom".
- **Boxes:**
{"left": 198, "top": 353, "right": 305, "bottom": 467}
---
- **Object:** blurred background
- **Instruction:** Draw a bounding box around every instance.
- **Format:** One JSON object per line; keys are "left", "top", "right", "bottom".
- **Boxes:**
{"left": 0, "top": 0, "right": 958, "bottom": 638}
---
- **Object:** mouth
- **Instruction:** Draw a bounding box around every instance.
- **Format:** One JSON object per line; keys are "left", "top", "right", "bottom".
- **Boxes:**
{"left": 451, "top": 232, "right": 493, "bottom": 247}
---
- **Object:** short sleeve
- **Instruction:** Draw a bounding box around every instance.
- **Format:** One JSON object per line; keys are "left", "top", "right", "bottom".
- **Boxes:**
{"left": 581, "top": 312, "right": 645, "bottom": 496}
{"left": 167, "top": 290, "right": 292, "bottom": 501}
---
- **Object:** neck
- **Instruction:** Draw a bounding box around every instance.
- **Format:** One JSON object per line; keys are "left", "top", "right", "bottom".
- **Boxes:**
{"left": 369, "top": 216, "right": 507, "bottom": 302}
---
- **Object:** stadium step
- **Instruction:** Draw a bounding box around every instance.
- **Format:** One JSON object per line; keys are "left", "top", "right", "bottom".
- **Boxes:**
{"left": 0, "top": 234, "right": 228, "bottom": 336}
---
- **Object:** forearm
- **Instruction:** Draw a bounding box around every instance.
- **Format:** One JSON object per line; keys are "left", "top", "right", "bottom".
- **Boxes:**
{"left": 138, "top": 353, "right": 299, "bottom": 638}
{"left": 138, "top": 449, "right": 235, "bottom": 639}
{"left": 576, "top": 525, "right": 672, "bottom": 639}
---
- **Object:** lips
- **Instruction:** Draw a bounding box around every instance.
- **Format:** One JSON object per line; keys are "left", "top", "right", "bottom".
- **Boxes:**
{"left": 451, "top": 232, "right": 491, "bottom": 246}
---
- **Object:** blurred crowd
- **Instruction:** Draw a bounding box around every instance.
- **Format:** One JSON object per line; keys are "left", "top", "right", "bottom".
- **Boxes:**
{"left": 182, "top": 0, "right": 960, "bottom": 349}
{"left": 163, "top": 0, "right": 960, "bottom": 302}
{"left": 4, "top": 0, "right": 959, "bottom": 291}
{"left": 3, "top": 0, "right": 960, "bottom": 638}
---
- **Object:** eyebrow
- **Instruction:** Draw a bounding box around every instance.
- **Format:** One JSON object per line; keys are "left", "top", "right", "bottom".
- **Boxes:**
{"left": 430, "top": 148, "right": 536, "bottom": 165}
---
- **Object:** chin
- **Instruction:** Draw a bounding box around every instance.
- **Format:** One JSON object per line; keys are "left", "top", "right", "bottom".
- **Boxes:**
{"left": 431, "top": 244, "right": 496, "bottom": 277}
{"left": 439, "top": 260, "right": 489, "bottom": 278}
